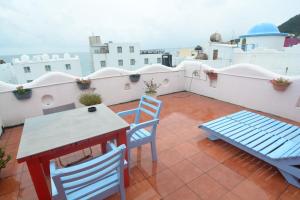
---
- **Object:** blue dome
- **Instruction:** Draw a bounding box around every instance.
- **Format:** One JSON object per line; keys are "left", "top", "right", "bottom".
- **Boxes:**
{"left": 240, "top": 22, "right": 288, "bottom": 38}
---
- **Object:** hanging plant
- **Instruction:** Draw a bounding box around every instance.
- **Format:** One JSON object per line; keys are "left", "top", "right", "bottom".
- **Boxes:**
{"left": 129, "top": 74, "right": 141, "bottom": 83}
{"left": 13, "top": 86, "right": 32, "bottom": 100}
{"left": 270, "top": 77, "right": 291, "bottom": 92}
{"left": 204, "top": 70, "right": 218, "bottom": 80}
{"left": 76, "top": 78, "right": 91, "bottom": 90}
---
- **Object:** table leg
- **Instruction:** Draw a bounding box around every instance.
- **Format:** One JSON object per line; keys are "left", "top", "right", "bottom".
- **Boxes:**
{"left": 101, "top": 143, "right": 107, "bottom": 154}
{"left": 117, "top": 129, "right": 129, "bottom": 187}
{"left": 41, "top": 159, "right": 50, "bottom": 177}
{"left": 27, "top": 158, "right": 51, "bottom": 200}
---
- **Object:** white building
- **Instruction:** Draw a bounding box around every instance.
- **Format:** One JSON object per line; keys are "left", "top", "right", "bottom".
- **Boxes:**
{"left": 9, "top": 53, "right": 82, "bottom": 84}
{"left": 178, "top": 23, "right": 300, "bottom": 75}
{"left": 0, "top": 63, "right": 18, "bottom": 84}
{"left": 89, "top": 36, "right": 164, "bottom": 71}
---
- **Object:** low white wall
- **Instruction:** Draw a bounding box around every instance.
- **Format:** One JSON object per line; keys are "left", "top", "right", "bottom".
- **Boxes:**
{"left": 182, "top": 61, "right": 300, "bottom": 122}
{"left": 0, "top": 65, "right": 185, "bottom": 127}
{"left": 0, "top": 62, "right": 299, "bottom": 127}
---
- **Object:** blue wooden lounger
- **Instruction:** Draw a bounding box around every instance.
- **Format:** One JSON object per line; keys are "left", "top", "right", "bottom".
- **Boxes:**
{"left": 200, "top": 110, "right": 300, "bottom": 188}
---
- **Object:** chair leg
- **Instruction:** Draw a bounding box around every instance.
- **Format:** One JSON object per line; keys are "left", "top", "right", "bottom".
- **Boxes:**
{"left": 127, "top": 149, "right": 131, "bottom": 170}
{"left": 151, "top": 141, "right": 157, "bottom": 161}
{"left": 120, "top": 187, "right": 126, "bottom": 200}
{"left": 279, "top": 169, "right": 300, "bottom": 188}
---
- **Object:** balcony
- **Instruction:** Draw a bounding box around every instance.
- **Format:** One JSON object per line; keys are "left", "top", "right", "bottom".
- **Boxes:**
{"left": 0, "top": 62, "right": 299, "bottom": 199}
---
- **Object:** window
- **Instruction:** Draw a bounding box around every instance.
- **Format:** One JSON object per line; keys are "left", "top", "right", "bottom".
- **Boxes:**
{"left": 144, "top": 58, "right": 149, "bottom": 64}
{"left": 27, "top": 80, "right": 33, "bottom": 83}
{"left": 94, "top": 49, "right": 100, "bottom": 54}
{"left": 100, "top": 47, "right": 108, "bottom": 53}
{"left": 45, "top": 65, "right": 51, "bottom": 71}
{"left": 118, "top": 59, "right": 123, "bottom": 66}
{"left": 100, "top": 61, "right": 106, "bottom": 67}
{"left": 65, "top": 64, "right": 71, "bottom": 70}
{"left": 213, "top": 49, "right": 218, "bottom": 60}
{"left": 24, "top": 66, "right": 31, "bottom": 73}
{"left": 129, "top": 46, "right": 134, "bottom": 53}
{"left": 130, "top": 59, "right": 135, "bottom": 65}
{"left": 157, "top": 58, "right": 161, "bottom": 63}
{"left": 117, "top": 46, "right": 122, "bottom": 53}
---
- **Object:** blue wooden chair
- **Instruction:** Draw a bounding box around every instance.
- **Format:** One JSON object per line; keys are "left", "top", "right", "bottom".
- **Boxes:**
{"left": 117, "top": 95, "right": 163, "bottom": 165}
{"left": 50, "top": 144, "right": 126, "bottom": 200}
{"left": 200, "top": 110, "right": 300, "bottom": 188}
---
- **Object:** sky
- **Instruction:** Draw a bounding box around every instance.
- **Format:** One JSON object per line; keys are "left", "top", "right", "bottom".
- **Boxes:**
{"left": 0, "top": 0, "right": 299, "bottom": 55}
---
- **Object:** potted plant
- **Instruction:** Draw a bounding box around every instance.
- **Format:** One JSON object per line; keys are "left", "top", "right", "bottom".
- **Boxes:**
{"left": 129, "top": 74, "right": 141, "bottom": 83}
{"left": 204, "top": 69, "right": 218, "bottom": 80}
{"left": 13, "top": 86, "right": 32, "bottom": 100}
{"left": 0, "top": 147, "right": 11, "bottom": 175}
{"left": 270, "top": 77, "right": 291, "bottom": 92}
{"left": 76, "top": 78, "right": 91, "bottom": 90}
{"left": 144, "top": 79, "right": 161, "bottom": 98}
{"left": 79, "top": 93, "right": 102, "bottom": 106}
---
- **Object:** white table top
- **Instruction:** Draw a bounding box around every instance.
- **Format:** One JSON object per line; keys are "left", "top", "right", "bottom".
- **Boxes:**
{"left": 17, "top": 104, "right": 129, "bottom": 160}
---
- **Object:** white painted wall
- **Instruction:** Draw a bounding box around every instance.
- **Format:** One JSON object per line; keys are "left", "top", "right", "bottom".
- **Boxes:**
{"left": 183, "top": 61, "right": 300, "bottom": 122}
{"left": 233, "top": 46, "right": 300, "bottom": 76}
{"left": 0, "top": 65, "right": 184, "bottom": 127}
{"left": 12, "top": 54, "right": 82, "bottom": 84}
{"left": 242, "top": 36, "right": 285, "bottom": 51}
{"left": 0, "top": 62, "right": 299, "bottom": 127}
{"left": 0, "top": 63, "right": 18, "bottom": 84}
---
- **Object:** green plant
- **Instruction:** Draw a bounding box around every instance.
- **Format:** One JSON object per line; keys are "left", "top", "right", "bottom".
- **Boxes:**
{"left": 14, "top": 86, "right": 31, "bottom": 95}
{"left": 144, "top": 79, "right": 161, "bottom": 94}
{"left": 0, "top": 147, "right": 11, "bottom": 170}
{"left": 271, "top": 77, "right": 291, "bottom": 86}
{"left": 79, "top": 93, "right": 102, "bottom": 106}
{"left": 76, "top": 78, "right": 91, "bottom": 84}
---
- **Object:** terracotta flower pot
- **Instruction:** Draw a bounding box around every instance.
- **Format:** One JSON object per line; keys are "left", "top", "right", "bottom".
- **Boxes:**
{"left": 207, "top": 72, "right": 218, "bottom": 80}
{"left": 270, "top": 80, "right": 291, "bottom": 92}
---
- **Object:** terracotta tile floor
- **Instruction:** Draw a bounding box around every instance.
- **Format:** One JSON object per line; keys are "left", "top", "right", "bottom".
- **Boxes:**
{"left": 1, "top": 92, "right": 300, "bottom": 200}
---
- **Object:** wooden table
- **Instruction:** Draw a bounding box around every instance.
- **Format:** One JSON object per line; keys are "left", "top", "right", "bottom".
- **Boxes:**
{"left": 17, "top": 104, "right": 130, "bottom": 200}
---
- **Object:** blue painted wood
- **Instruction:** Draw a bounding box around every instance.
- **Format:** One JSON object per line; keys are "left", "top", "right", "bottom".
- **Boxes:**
{"left": 50, "top": 144, "right": 126, "bottom": 200}
{"left": 116, "top": 95, "right": 162, "bottom": 167}
{"left": 199, "top": 110, "right": 300, "bottom": 188}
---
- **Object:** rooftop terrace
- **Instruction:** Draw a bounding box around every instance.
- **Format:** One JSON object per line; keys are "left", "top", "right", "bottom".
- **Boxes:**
{"left": 1, "top": 92, "right": 300, "bottom": 200}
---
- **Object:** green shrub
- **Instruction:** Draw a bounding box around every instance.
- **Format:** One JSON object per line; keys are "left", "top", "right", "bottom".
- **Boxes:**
{"left": 79, "top": 93, "right": 102, "bottom": 106}
{"left": 0, "top": 148, "right": 11, "bottom": 170}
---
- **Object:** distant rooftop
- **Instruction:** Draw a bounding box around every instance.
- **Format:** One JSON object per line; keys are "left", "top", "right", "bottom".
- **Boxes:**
{"left": 240, "top": 22, "right": 288, "bottom": 38}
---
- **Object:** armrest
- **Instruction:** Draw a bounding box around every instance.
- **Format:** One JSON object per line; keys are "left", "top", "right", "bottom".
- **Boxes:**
{"left": 117, "top": 108, "right": 138, "bottom": 117}
{"left": 127, "top": 119, "right": 159, "bottom": 137}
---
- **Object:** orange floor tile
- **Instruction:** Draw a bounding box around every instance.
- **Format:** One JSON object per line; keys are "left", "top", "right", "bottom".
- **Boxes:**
{"left": 0, "top": 92, "right": 300, "bottom": 200}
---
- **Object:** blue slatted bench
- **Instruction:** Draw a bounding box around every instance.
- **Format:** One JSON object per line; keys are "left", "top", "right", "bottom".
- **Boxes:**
{"left": 199, "top": 110, "right": 300, "bottom": 188}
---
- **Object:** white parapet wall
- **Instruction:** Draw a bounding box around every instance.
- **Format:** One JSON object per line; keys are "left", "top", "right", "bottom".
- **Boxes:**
{"left": 0, "top": 64, "right": 185, "bottom": 127}
{"left": 0, "top": 62, "right": 299, "bottom": 127}
{"left": 181, "top": 61, "right": 300, "bottom": 122}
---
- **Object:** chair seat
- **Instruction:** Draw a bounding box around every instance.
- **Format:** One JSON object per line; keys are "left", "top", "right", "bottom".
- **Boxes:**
{"left": 64, "top": 171, "right": 119, "bottom": 200}
{"left": 130, "top": 128, "right": 152, "bottom": 143}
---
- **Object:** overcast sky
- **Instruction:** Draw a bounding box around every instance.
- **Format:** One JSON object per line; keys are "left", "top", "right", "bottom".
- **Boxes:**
{"left": 0, "top": 0, "right": 299, "bottom": 55}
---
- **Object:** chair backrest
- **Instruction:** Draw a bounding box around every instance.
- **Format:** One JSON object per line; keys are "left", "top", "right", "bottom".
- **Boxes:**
{"left": 135, "top": 95, "right": 162, "bottom": 124}
{"left": 43, "top": 103, "right": 75, "bottom": 115}
{"left": 52, "top": 144, "right": 126, "bottom": 199}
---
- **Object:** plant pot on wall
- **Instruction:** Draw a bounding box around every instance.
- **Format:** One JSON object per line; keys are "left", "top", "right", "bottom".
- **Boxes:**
{"left": 76, "top": 79, "right": 91, "bottom": 90}
{"left": 205, "top": 70, "right": 218, "bottom": 80}
{"left": 270, "top": 78, "right": 291, "bottom": 92}
{"left": 145, "top": 92, "right": 157, "bottom": 99}
{"left": 129, "top": 74, "right": 140, "bottom": 83}
{"left": 13, "top": 86, "right": 32, "bottom": 100}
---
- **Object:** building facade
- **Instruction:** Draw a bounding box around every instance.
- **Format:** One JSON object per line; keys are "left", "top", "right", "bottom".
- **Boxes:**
{"left": 8, "top": 53, "right": 82, "bottom": 84}
{"left": 89, "top": 36, "right": 164, "bottom": 71}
